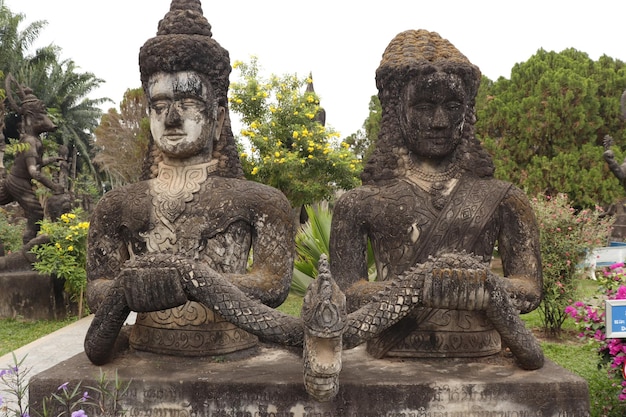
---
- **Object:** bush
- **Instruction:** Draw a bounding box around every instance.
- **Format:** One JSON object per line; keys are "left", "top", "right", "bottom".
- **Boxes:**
{"left": 30, "top": 209, "right": 89, "bottom": 317}
{"left": 530, "top": 193, "right": 612, "bottom": 336}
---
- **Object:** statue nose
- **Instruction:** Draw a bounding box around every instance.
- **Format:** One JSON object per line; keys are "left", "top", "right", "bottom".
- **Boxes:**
{"left": 165, "top": 102, "right": 182, "bottom": 125}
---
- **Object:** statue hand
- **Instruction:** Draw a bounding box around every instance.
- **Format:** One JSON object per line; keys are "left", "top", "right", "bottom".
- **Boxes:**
{"left": 604, "top": 135, "right": 615, "bottom": 151}
{"left": 119, "top": 266, "right": 188, "bottom": 312}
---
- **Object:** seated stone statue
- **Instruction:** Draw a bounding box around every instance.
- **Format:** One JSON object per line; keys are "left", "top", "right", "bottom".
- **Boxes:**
{"left": 329, "top": 29, "right": 544, "bottom": 370}
{"left": 84, "top": 0, "right": 296, "bottom": 363}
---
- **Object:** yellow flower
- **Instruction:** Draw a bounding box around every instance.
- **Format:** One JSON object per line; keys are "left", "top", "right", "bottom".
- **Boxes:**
{"left": 240, "top": 152, "right": 248, "bottom": 158}
{"left": 250, "top": 121, "right": 259, "bottom": 129}
{"left": 270, "top": 106, "right": 277, "bottom": 113}
{"left": 235, "top": 98, "right": 243, "bottom": 104}
{"left": 233, "top": 61, "right": 242, "bottom": 69}
{"left": 293, "top": 131, "right": 299, "bottom": 139}
{"left": 305, "top": 113, "right": 315, "bottom": 119}
{"left": 306, "top": 95, "right": 314, "bottom": 103}
{"left": 274, "top": 151, "right": 281, "bottom": 158}
{"left": 300, "top": 159, "right": 306, "bottom": 164}
{"left": 308, "top": 147, "right": 315, "bottom": 153}
{"left": 251, "top": 167, "right": 259, "bottom": 175}
{"left": 308, "top": 155, "right": 313, "bottom": 159}
{"left": 306, "top": 77, "right": 313, "bottom": 84}
{"left": 68, "top": 246, "right": 74, "bottom": 252}
{"left": 276, "top": 141, "right": 282, "bottom": 147}
{"left": 78, "top": 222, "right": 89, "bottom": 230}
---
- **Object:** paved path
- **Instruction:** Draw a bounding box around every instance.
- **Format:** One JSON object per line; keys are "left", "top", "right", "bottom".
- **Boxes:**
{"left": 0, "top": 313, "right": 135, "bottom": 377}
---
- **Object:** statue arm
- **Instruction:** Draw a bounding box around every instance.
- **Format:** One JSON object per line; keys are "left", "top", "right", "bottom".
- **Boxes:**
{"left": 225, "top": 188, "right": 296, "bottom": 308}
{"left": 496, "top": 187, "right": 543, "bottom": 313}
{"left": 85, "top": 196, "right": 129, "bottom": 311}
{"left": 25, "top": 155, "right": 62, "bottom": 192}
{"left": 329, "top": 191, "right": 376, "bottom": 310}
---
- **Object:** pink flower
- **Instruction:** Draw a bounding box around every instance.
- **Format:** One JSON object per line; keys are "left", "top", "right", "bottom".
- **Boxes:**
{"left": 611, "top": 262, "right": 625, "bottom": 270}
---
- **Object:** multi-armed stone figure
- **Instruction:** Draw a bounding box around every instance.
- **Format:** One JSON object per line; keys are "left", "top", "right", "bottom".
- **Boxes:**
{"left": 84, "top": 0, "right": 544, "bottom": 403}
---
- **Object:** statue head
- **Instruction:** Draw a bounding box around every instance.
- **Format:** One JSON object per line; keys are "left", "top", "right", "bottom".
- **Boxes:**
{"left": 361, "top": 30, "right": 493, "bottom": 183}
{"left": 17, "top": 87, "right": 57, "bottom": 136}
{"left": 139, "top": 0, "right": 242, "bottom": 176}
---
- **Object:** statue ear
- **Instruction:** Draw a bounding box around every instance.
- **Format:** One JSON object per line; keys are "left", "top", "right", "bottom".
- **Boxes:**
{"left": 214, "top": 106, "right": 226, "bottom": 142}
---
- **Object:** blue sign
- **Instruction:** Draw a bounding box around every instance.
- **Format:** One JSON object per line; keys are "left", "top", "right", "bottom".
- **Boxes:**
{"left": 606, "top": 300, "right": 626, "bottom": 338}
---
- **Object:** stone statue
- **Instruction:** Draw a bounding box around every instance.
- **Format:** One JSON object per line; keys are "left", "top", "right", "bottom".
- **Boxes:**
{"left": 84, "top": 0, "right": 297, "bottom": 363}
{"left": 84, "top": 4, "right": 544, "bottom": 402}
{"left": 601, "top": 91, "right": 626, "bottom": 240}
{"left": 329, "top": 30, "right": 544, "bottom": 369}
{"left": 0, "top": 75, "right": 64, "bottom": 244}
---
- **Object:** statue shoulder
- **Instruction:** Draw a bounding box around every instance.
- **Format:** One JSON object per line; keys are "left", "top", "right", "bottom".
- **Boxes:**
{"left": 93, "top": 182, "right": 150, "bottom": 221}
{"left": 215, "top": 177, "right": 292, "bottom": 214}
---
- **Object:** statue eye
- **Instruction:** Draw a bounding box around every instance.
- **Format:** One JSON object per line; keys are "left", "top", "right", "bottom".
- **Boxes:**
{"left": 179, "top": 98, "right": 205, "bottom": 111}
{"left": 413, "top": 103, "right": 434, "bottom": 111}
{"left": 445, "top": 101, "right": 463, "bottom": 111}
{"left": 151, "top": 100, "right": 170, "bottom": 115}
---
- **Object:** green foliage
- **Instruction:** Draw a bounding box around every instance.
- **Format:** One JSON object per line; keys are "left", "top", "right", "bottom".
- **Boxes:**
{"left": 0, "top": 208, "right": 24, "bottom": 254}
{"left": 291, "top": 205, "right": 375, "bottom": 296}
{"left": 230, "top": 57, "right": 362, "bottom": 208}
{"left": 530, "top": 193, "right": 613, "bottom": 335}
{"left": 30, "top": 209, "right": 89, "bottom": 310}
{"left": 476, "top": 48, "right": 626, "bottom": 209}
{"left": 344, "top": 95, "right": 381, "bottom": 161}
{"left": 292, "top": 205, "right": 333, "bottom": 295}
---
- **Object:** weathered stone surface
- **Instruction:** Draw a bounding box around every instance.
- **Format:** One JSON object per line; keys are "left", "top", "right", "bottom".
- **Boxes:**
{"left": 0, "top": 271, "right": 71, "bottom": 320}
{"left": 29, "top": 345, "right": 589, "bottom": 417}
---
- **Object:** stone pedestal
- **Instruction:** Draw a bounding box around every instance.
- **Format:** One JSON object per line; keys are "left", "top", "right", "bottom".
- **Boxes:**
{"left": 29, "top": 343, "right": 590, "bottom": 417}
{"left": 0, "top": 271, "right": 72, "bottom": 320}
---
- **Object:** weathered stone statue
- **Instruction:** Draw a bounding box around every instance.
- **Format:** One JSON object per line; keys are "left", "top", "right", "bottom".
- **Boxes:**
{"left": 329, "top": 30, "right": 544, "bottom": 370}
{"left": 0, "top": 75, "right": 64, "bottom": 244}
{"left": 601, "top": 91, "right": 626, "bottom": 240}
{"left": 84, "top": 0, "right": 298, "bottom": 363}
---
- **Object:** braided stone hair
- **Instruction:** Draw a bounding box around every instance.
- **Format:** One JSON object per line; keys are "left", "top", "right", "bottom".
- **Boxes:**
{"left": 361, "top": 29, "right": 494, "bottom": 185}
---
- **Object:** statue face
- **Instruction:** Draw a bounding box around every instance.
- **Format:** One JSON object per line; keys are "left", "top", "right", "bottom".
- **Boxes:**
{"left": 148, "top": 71, "right": 219, "bottom": 159}
{"left": 398, "top": 71, "right": 467, "bottom": 159}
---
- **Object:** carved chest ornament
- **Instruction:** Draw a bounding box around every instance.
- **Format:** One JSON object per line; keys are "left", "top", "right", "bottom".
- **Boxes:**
{"left": 140, "top": 160, "right": 218, "bottom": 252}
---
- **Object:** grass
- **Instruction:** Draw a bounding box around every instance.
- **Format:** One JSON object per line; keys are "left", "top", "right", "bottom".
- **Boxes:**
{"left": 0, "top": 317, "right": 77, "bottom": 357}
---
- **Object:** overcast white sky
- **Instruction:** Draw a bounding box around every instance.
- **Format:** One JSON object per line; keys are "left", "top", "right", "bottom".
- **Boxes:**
{"left": 5, "top": 0, "right": 626, "bottom": 137}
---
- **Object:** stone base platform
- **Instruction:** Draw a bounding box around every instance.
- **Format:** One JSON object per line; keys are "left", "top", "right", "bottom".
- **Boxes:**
{"left": 29, "top": 343, "right": 590, "bottom": 417}
{"left": 0, "top": 271, "right": 72, "bottom": 320}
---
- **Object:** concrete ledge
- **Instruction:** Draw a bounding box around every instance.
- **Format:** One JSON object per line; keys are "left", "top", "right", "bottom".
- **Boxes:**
{"left": 0, "top": 271, "right": 71, "bottom": 320}
{"left": 29, "top": 344, "right": 590, "bottom": 417}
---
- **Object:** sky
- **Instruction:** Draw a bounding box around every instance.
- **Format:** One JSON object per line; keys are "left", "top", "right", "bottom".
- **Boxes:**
{"left": 5, "top": 0, "right": 626, "bottom": 138}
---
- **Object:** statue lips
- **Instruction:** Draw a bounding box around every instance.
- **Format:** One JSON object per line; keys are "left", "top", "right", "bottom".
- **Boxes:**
{"left": 162, "top": 132, "right": 186, "bottom": 142}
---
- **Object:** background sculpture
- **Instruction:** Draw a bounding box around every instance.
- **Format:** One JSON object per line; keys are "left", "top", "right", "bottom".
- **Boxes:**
{"left": 1, "top": 75, "right": 64, "bottom": 244}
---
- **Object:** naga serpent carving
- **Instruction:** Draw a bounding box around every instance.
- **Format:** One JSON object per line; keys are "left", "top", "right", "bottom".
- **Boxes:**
{"left": 85, "top": 252, "right": 543, "bottom": 400}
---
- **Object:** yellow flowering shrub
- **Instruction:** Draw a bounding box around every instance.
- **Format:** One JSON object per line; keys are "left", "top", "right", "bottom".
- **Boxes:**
{"left": 230, "top": 57, "right": 362, "bottom": 207}
{"left": 31, "top": 208, "right": 89, "bottom": 312}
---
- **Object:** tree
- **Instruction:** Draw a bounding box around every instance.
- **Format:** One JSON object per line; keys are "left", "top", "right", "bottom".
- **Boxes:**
{"left": 0, "top": 2, "right": 108, "bottom": 195}
{"left": 476, "top": 48, "right": 626, "bottom": 208}
{"left": 92, "top": 88, "right": 150, "bottom": 187}
{"left": 344, "top": 95, "right": 381, "bottom": 161}
{"left": 229, "top": 57, "right": 361, "bottom": 208}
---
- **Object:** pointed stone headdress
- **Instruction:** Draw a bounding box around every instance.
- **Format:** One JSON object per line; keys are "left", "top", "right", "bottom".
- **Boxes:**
{"left": 139, "top": 0, "right": 231, "bottom": 106}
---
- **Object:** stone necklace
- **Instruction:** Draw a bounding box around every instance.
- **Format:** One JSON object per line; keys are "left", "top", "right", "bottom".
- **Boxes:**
{"left": 407, "top": 162, "right": 460, "bottom": 210}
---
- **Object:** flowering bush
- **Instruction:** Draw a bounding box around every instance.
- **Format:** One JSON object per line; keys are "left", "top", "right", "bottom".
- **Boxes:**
{"left": 30, "top": 209, "right": 90, "bottom": 316}
{"left": 566, "top": 262, "right": 626, "bottom": 402}
{"left": 229, "top": 57, "right": 361, "bottom": 208}
{"left": 530, "top": 193, "right": 613, "bottom": 335}
{"left": 1, "top": 354, "right": 129, "bottom": 417}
